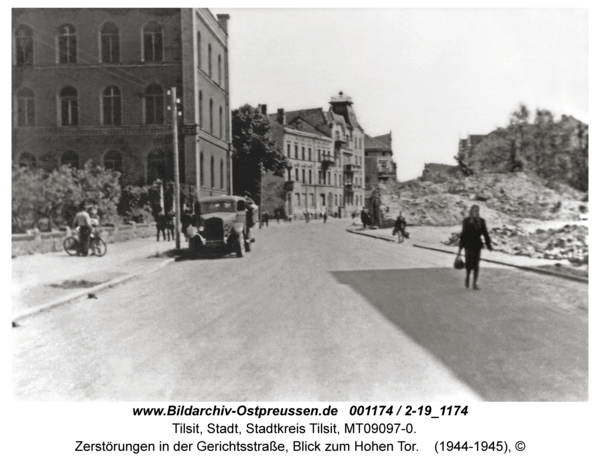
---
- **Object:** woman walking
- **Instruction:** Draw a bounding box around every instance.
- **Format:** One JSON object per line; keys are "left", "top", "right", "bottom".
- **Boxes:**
{"left": 457, "top": 205, "right": 492, "bottom": 290}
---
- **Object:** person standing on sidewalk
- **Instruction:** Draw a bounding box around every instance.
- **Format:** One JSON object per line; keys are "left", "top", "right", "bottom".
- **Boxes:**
{"left": 360, "top": 208, "right": 369, "bottom": 229}
{"left": 72, "top": 202, "right": 92, "bottom": 256}
{"left": 394, "top": 213, "right": 407, "bottom": 243}
{"left": 323, "top": 210, "right": 328, "bottom": 224}
{"left": 457, "top": 205, "right": 492, "bottom": 290}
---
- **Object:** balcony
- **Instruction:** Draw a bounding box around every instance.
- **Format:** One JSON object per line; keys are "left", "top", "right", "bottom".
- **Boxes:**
{"left": 344, "top": 183, "right": 356, "bottom": 192}
{"left": 334, "top": 140, "right": 346, "bottom": 150}
{"left": 345, "top": 164, "right": 361, "bottom": 172}
{"left": 378, "top": 168, "right": 394, "bottom": 179}
{"left": 321, "top": 153, "right": 335, "bottom": 169}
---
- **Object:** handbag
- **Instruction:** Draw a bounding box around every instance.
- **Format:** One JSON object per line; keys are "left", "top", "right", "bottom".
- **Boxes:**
{"left": 454, "top": 252, "right": 465, "bottom": 270}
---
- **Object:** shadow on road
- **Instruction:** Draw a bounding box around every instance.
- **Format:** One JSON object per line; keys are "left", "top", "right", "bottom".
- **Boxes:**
{"left": 331, "top": 267, "right": 588, "bottom": 401}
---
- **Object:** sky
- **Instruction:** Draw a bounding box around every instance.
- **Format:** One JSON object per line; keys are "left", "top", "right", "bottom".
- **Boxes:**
{"left": 211, "top": 8, "right": 588, "bottom": 181}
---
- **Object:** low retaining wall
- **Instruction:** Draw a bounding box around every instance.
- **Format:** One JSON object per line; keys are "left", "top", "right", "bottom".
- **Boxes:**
{"left": 12, "top": 223, "right": 157, "bottom": 256}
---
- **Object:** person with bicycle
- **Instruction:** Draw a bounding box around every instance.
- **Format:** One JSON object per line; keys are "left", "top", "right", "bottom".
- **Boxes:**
{"left": 72, "top": 202, "right": 93, "bottom": 256}
{"left": 393, "top": 213, "right": 407, "bottom": 243}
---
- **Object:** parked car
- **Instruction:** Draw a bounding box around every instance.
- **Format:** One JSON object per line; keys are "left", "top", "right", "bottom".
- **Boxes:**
{"left": 187, "top": 196, "right": 257, "bottom": 258}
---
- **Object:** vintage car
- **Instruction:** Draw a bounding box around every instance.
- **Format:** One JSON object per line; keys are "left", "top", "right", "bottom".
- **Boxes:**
{"left": 187, "top": 195, "right": 257, "bottom": 258}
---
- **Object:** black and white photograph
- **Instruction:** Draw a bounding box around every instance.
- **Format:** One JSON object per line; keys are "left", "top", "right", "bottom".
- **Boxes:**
{"left": 7, "top": 3, "right": 593, "bottom": 460}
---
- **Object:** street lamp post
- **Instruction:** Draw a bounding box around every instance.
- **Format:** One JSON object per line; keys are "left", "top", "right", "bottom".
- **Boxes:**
{"left": 169, "top": 87, "right": 181, "bottom": 250}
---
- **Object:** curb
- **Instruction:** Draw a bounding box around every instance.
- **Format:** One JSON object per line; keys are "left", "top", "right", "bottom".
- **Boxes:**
{"left": 346, "top": 227, "right": 397, "bottom": 243}
{"left": 346, "top": 227, "right": 588, "bottom": 284}
{"left": 412, "top": 244, "right": 588, "bottom": 284}
{"left": 12, "top": 257, "right": 176, "bottom": 323}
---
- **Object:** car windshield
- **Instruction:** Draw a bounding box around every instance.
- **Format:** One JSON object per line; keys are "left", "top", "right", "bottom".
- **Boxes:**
{"left": 200, "top": 201, "right": 235, "bottom": 214}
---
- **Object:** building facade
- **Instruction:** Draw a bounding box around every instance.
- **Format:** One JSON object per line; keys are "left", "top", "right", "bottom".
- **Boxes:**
{"left": 262, "top": 92, "right": 366, "bottom": 219}
{"left": 12, "top": 8, "right": 231, "bottom": 198}
{"left": 364, "top": 132, "right": 396, "bottom": 193}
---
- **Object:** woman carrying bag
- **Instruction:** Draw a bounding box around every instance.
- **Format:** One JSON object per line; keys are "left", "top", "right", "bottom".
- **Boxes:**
{"left": 457, "top": 205, "right": 493, "bottom": 290}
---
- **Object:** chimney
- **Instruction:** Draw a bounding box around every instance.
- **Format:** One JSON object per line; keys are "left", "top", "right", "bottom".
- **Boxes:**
{"left": 277, "top": 108, "right": 286, "bottom": 126}
{"left": 216, "top": 14, "right": 230, "bottom": 34}
{"left": 259, "top": 104, "right": 267, "bottom": 116}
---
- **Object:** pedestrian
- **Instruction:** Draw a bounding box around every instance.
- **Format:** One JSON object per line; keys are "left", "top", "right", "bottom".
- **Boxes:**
{"left": 323, "top": 210, "right": 328, "bottom": 223}
{"left": 165, "top": 209, "right": 175, "bottom": 241}
{"left": 394, "top": 213, "right": 407, "bottom": 243}
{"left": 360, "top": 208, "right": 369, "bottom": 229}
{"left": 155, "top": 208, "right": 167, "bottom": 241}
{"left": 263, "top": 211, "right": 270, "bottom": 227}
{"left": 181, "top": 206, "right": 193, "bottom": 242}
{"left": 457, "top": 205, "right": 493, "bottom": 290}
{"left": 352, "top": 212, "right": 356, "bottom": 224}
{"left": 275, "top": 210, "right": 280, "bottom": 224}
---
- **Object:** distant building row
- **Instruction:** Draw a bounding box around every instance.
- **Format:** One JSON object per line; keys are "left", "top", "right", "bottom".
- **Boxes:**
{"left": 261, "top": 92, "right": 397, "bottom": 219}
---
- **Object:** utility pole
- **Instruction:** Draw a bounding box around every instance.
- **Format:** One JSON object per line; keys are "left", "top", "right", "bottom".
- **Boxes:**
{"left": 259, "top": 161, "right": 263, "bottom": 229}
{"left": 169, "top": 87, "right": 181, "bottom": 250}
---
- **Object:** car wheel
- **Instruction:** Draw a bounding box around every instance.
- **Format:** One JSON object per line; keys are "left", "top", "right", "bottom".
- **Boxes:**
{"left": 235, "top": 235, "right": 245, "bottom": 258}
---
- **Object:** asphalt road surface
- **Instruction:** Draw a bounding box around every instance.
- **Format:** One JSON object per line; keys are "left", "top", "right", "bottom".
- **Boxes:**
{"left": 13, "top": 219, "right": 588, "bottom": 401}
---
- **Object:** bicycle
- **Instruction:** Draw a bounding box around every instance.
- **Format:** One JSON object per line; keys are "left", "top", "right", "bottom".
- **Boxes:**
{"left": 64, "top": 228, "right": 107, "bottom": 257}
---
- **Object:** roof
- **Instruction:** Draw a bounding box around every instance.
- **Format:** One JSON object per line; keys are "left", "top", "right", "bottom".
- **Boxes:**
{"left": 364, "top": 133, "right": 392, "bottom": 152}
{"left": 268, "top": 107, "right": 332, "bottom": 137}
{"left": 373, "top": 133, "right": 392, "bottom": 148}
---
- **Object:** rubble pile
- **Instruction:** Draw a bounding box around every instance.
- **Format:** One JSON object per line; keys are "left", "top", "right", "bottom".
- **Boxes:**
{"left": 379, "top": 172, "right": 587, "bottom": 227}
{"left": 442, "top": 224, "right": 588, "bottom": 262}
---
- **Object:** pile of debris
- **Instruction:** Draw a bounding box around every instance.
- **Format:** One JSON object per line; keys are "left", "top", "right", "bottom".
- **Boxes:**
{"left": 442, "top": 224, "right": 588, "bottom": 263}
{"left": 377, "top": 172, "right": 587, "bottom": 227}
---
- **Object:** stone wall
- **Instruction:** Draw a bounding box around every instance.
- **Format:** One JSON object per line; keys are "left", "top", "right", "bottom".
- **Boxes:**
{"left": 12, "top": 223, "right": 157, "bottom": 256}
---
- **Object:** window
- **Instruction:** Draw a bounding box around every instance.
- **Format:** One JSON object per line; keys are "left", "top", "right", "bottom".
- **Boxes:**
{"left": 296, "top": 193, "right": 300, "bottom": 206}
{"left": 147, "top": 150, "right": 166, "bottom": 183}
{"left": 327, "top": 171, "right": 331, "bottom": 185}
{"left": 209, "top": 99, "right": 213, "bottom": 134}
{"left": 302, "top": 147, "right": 305, "bottom": 160}
{"left": 317, "top": 149, "right": 320, "bottom": 161}
{"left": 198, "top": 91, "right": 203, "bottom": 128}
{"left": 60, "top": 86, "right": 78, "bottom": 126}
{"left": 335, "top": 194, "right": 337, "bottom": 206}
{"left": 308, "top": 148, "right": 312, "bottom": 161}
{"left": 294, "top": 145, "right": 298, "bottom": 159}
{"left": 143, "top": 21, "right": 162, "bottom": 62}
{"left": 18, "top": 152, "right": 36, "bottom": 169}
{"left": 220, "top": 159, "right": 224, "bottom": 190}
{"left": 16, "top": 88, "right": 35, "bottom": 127}
{"left": 104, "top": 150, "right": 122, "bottom": 172}
{"left": 302, "top": 169, "right": 305, "bottom": 183}
{"left": 208, "top": 44, "right": 212, "bottom": 77}
{"left": 58, "top": 24, "right": 76, "bottom": 63}
{"left": 219, "top": 106, "right": 223, "bottom": 139}
{"left": 144, "top": 84, "right": 164, "bottom": 125}
{"left": 287, "top": 144, "right": 290, "bottom": 157}
{"left": 210, "top": 156, "right": 215, "bottom": 188}
{"left": 200, "top": 152, "right": 204, "bottom": 186}
{"left": 287, "top": 168, "right": 291, "bottom": 181}
{"left": 308, "top": 170, "right": 312, "bottom": 184}
{"left": 310, "top": 193, "right": 314, "bottom": 207}
{"left": 218, "top": 54, "right": 222, "bottom": 85}
{"left": 61, "top": 150, "right": 79, "bottom": 169}
{"left": 100, "top": 22, "right": 120, "bottom": 63}
{"left": 295, "top": 168, "right": 299, "bottom": 181}
{"left": 197, "top": 32, "right": 201, "bottom": 68}
{"left": 15, "top": 25, "right": 33, "bottom": 66}
{"left": 102, "top": 86, "right": 121, "bottom": 125}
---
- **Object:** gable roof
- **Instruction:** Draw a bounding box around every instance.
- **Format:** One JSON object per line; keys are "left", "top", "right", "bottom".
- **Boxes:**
{"left": 364, "top": 133, "right": 392, "bottom": 152}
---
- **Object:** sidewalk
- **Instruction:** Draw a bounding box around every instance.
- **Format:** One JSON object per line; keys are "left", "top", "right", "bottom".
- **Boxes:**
{"left": 347, "top": 224, "right": 588, "bottom": 281}
{"left": 12, "top": 236, "right": 180, "bottom": 321}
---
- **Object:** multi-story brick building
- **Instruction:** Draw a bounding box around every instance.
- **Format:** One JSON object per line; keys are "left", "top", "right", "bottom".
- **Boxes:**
{"left": 261, "top": 92, "right": 366, "bottom": 219}
{"left": 12, "top": 8, "right": 231, "bottom": 198}
{"left": 364, "top": 132, "right": 396, "bottom": 192}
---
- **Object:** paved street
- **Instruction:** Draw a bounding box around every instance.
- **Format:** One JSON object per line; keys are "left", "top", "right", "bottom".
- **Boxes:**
{"left": 13, "top": 219, "right": 587, "bottom": 401}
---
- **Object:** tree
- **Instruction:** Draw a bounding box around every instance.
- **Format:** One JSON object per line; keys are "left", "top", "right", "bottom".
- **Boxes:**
{"left": 231, "top": 104, "right": 288, "bottom": 202}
